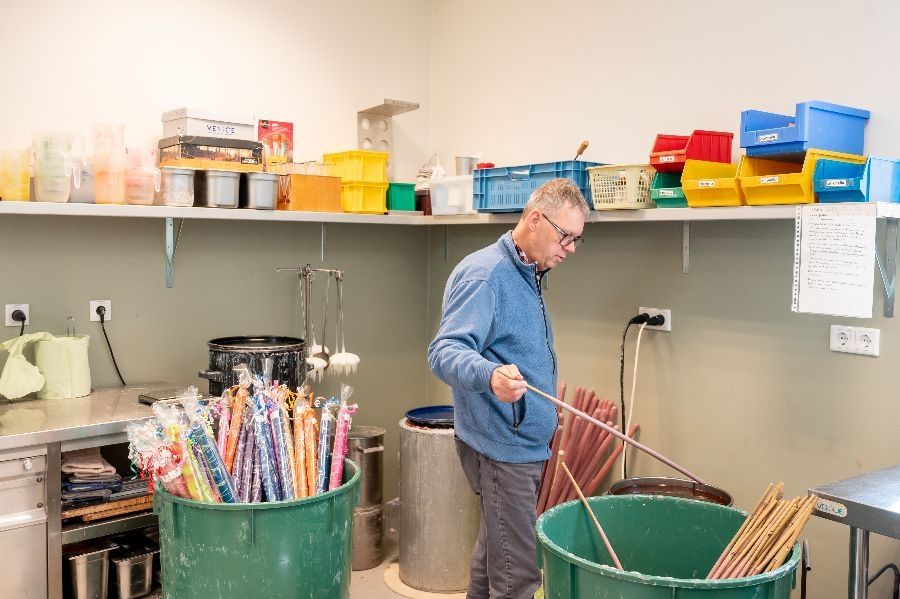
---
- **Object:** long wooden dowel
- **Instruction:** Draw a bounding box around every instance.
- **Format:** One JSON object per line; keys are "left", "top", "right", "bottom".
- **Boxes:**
{"left": 560, "top": 460, "right": 623, "bottom": 570}
{"left": 501, "top": 373, "right": 705, "bottom": 484}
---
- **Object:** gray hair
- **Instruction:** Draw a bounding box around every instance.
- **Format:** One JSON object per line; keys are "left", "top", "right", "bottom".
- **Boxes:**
{"left": 520, "top": 178, "right": 590, "bottom": 221}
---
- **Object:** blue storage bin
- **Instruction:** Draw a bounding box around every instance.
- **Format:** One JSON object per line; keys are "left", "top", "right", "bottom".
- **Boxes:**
{"left": 473, "top": 160, "right": 601, "bottom": 212}
{"left": 740, "top": 100, "right": 870, "bottom": 159}
{"left": 814, "top": 156, "right": 900, "bottom": 203}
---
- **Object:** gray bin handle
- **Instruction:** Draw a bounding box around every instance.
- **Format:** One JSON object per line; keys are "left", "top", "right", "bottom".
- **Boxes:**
{"left": 356, "top": 445, "right": 384, "bottom": 454}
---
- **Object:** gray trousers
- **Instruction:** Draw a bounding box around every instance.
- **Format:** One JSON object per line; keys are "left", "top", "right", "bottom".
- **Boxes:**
{"left": 456, "top": 438, "right": 544, "bottom": 599}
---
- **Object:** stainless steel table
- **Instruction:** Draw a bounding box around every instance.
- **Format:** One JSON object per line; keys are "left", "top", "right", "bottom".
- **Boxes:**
{"left": 810, "top": 465, "right": 900, "bottom": 599}
{"left": 0, "top": 383, "right": 175, "bottom": 599}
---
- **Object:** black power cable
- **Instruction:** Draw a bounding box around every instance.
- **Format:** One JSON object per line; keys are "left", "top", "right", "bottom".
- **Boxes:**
{"left": 96, "top": 306, "right": 126, "bottom": 386}
{"left": 11, "top": 309, "right": 26, "bottom": 337}
{"left": 620, "top": 313, "right": 651, "bottom": 479}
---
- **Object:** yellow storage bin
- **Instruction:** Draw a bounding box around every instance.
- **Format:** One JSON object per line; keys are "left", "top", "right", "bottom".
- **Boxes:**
{"left": 682, "top": 159, "right": 745, "bottom": 207}
{"left": 342, "top": 181, "right": 387, "bottom": 214}
{"left": 322, "top": 150, "right": 388, "bottom": 183}
{"left": 739, "top": 148, "right": 866, "bottom": 205}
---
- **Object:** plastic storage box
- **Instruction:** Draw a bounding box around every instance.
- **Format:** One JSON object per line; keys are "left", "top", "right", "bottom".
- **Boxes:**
{"left": 430, "top": 175, "right": 475, "bottom": 215}
{"left": 649, "top": 130, "right": 733, "bottom": 173}
{"left": 814, "top": 156, "right": 900, "bottom": 204}
{"left": 682, "top": 159, "right": 744, "bottom": 207}
{"left": 158, "top": 136, "right": 264, "bottom": 172}
{"left": 342, "top": 181, "right": 388, "bottom": 213}
{"left": 740, "top": 148, "right": 866, "bottom": 205}
{"left": 387, "top": 183, "right": 416, "bottom": 211}
{"left": 322, "top": 150, "right": 388, "bottom": 183}
{"left": 740, "top": 100, "right": 870, "bottom": 158}
{"left": 587, "top": 164, "right": 654, "bottom": 210}
{"left": 472, "top": 160, "right": 600, "bottom": 212}
{"left": 649, "top": 172, "right": 686, "bottom": 208}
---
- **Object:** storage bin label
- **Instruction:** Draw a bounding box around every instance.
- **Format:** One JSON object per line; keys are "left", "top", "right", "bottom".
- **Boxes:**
{"left": 658, "top": 189, "right": 675, "bottom": 197}
{"left": 815, "top": 497, "right": 847, "bottom": 518}
{"left": 659, "top": 155, "right": 676, "bottom": 163}
{"left": 760, "top": 176, "right": 780, "bottom": 184}
{"left": 698, "top": 180, "right": 716, "bottom": 188}
{"left": 825, "top": 179, "right": 849, "bottom": 188}
{"left": 758, "top": 133, "right": 779, "bottom": 143}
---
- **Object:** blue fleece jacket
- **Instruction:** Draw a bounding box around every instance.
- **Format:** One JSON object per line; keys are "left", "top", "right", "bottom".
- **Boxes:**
{"left": 428, "top": 231, "right": 558, "bottom": 463}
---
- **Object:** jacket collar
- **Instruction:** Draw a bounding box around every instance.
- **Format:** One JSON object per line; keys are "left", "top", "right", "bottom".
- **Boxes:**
{"left": 498, "top": 231, "right": 540, "bottom": 292}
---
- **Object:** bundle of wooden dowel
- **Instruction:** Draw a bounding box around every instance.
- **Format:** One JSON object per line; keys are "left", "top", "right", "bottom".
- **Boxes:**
{"left": 537, "top": 383, "right": 640, "bottom": 514}
{"left": 707, "top": 483, "right": 817, "bottom": 579}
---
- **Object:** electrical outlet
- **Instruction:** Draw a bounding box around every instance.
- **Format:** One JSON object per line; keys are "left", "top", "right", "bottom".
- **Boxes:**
{"left": 638, "top": 307, "right": 672, "bottom": 332}
{"left": 4, "top": 304, "right": 29, "bottom": 326}
{"left": 830, "top": 325, "right": 879, "bottom": 357}
{"left": 90, "top": 300, "right": 112, "bottom": 322}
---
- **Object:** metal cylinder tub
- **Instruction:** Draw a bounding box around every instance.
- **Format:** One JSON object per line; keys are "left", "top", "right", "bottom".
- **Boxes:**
{"left": 348, "top": 426, "right": 386, "bottom": 570}
{"left": 198, "top": 336, "right": 307, "bottom": 397}
{"left": 398, "top": 418, "right": 480, "bottom": 592}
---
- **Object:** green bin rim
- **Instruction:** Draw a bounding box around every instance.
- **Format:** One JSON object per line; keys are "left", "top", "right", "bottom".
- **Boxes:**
{"left": 536, "top": 494, "right": 801, "bottom": 589}
{"left": 153, "top": 458, "right": 360, "bottom": 511}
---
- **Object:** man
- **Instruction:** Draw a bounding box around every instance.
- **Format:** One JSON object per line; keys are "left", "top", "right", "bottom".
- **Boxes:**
{"left": 428, "top": 178, "right": 589, "bottom": 598}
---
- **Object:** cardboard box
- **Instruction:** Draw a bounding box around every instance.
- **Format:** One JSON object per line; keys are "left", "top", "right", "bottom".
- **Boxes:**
{"left": 162, "top": 108, "right": 255, "bottom": 141}
{"left": 158, "top": 135, "right": 264, "bottom": 172}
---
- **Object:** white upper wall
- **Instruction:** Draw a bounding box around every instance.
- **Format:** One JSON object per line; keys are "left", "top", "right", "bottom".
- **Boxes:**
{"left": 0, "top": 0, "right": 431, "bottom": 181}
{"left": 429, "top": 0, "right": 900, "bottom": 168}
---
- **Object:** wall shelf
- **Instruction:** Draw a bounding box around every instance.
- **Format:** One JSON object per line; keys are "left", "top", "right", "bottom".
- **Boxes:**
{"left": 61, "top": 511, "right": 157, "bottom": 546}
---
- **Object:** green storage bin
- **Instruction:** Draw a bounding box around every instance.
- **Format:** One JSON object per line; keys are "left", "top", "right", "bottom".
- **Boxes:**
{"left": 387, "top": 182, "right": 416, "bottom": 211}
{"left": 650, "top": 171, "right": 687, "bottom": 208}
{"left": 155, "top": 460, "right": 359, "bottom": 598}
{"left": 536, "top": 495, "right": 801, "bottom": 598}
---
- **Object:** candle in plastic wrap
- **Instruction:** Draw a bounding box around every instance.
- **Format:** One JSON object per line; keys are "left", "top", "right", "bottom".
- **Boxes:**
{"left": 217, "top": 398, "right": 231, "bottom": 458}
{"left": 250, "top": 452, "right": 263, "bottom": 503}
{"left": 302, "top": 408, "right": 319, "bottom": 497}
{"left": 224, "top": 389, "right": 248, "bottom": 473}
{"left": 189, "top": 424, "right": 237, "bottom": 503}
{"left": 253, "top": 402, "right": 281, "bottom": 502}
{"left": 315, "top": 402, "right": 337, "bottom": 494}
{"left": 268, "top": 402, "right": 295, "bottom": 500}
{"left": 329, "top": 403, "right": 357, "bottom": 490}
{"left": 232, "top": 419, "right": 248, "bottom": 496}
{"left": 187, "top": 442, "right": 218, "bottom": 503}
{"left": 281, "top": 403, "right": 300, "bottom": 497}
{"left": 239, "top": 429, "right": 255, "bottom": 503}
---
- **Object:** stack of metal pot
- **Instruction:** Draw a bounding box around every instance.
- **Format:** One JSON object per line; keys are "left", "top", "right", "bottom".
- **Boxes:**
{"left": 348, "top": 426, "right": 385, "bottom": 570}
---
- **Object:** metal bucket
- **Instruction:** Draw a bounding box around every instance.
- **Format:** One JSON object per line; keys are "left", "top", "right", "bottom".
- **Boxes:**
{"left": 609, "top": 477, "right": 733, "bottom": 506}
{"left": 352, "top": 504, "right": 383, "bottom": 571}
{"left": 399, "top": 418, "right": 480, "bottom": 592}
{"left": 348, "top": 426, "right": 384, "bottom": 508}
{"left": 198, "top": 336, "right": 308, "bottom": 397}
{"left": 67, "top": 545, "right": 110, "bottom": 599}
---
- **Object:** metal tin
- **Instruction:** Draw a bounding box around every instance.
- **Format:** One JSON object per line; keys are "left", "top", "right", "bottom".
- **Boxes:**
{"left": 608, "top": 477, "right": 733, "bottom": 506}
{"left": 158, "top": 167, "right": 195, "bottom": 207}
{"left": 348, "top": 426, "right": 384, "bottom": 508}
{"left": 198, "top": 336, "right": 307, "bottom": 397}
{"left": 351, "top": 504, "right": 383, "bottom": 571}
{"left": 196, "top": 169, "right": 240, "bottom": 208}
{"left": 399, "top": 418, "right": 480, "bottom": 592}
{"left": 67, "top": 546, "right": 110, "bottom": 599}
{"left": 111, "top": 550, "right": 157, "bottom": 599}
{"left": 241, "top": 172, "right": 278, "bottom": 210}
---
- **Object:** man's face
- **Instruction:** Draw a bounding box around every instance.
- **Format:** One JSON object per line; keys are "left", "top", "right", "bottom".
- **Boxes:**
{"left": 533, "top": 205, "right": 586, "bottom": 271}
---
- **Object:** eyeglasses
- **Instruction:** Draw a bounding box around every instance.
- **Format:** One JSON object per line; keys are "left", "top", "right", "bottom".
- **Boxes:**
{"left": 542, "top": 213, "right": 584, "bottom": 248}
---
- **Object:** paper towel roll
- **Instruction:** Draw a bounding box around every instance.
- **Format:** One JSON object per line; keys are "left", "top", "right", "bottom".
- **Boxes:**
{"left": 34, "top": 335, "right": 91, "bottom": 399}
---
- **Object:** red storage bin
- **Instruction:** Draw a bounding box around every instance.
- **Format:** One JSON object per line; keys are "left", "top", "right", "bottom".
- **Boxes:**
{"left": 649, "top": 130, "right": 733, "bottom": 173}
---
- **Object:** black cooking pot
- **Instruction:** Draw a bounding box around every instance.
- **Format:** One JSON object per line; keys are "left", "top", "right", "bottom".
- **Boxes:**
{"left": 198, "top": 336, "right": 308, "bottom": 397}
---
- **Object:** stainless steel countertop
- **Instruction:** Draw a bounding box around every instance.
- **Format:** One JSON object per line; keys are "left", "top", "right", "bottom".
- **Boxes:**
{"left": 0, "top": 383, "right": 175, "bottom": 451}
{"left": 810, "top": 465, "right": 900, "bottom": 539}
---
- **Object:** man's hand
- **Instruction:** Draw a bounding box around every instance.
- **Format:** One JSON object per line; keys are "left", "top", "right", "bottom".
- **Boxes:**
{"left": 490, "top": 365, "right": 526, "bottom": 403}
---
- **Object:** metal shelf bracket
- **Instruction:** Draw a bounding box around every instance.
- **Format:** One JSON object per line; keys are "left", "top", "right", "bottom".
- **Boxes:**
{"left": 875, "top": 218, "right": 898, "bottom": 318}
{"left": 683, "top": 221, "right": 691, "bottom": 274}
{"left": 165, "top": 218, "right": 184, "bottom": 288}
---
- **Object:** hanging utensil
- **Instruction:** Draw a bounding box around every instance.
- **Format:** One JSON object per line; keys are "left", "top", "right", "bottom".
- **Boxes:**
{"left": 330, "top": 272, "right": 359, "bottom": 376}
{"left": 310, "top": 272, "right": 331, "bottom": 367}
{"left": 67, "top": 316, "right": 75, "bottom": 337}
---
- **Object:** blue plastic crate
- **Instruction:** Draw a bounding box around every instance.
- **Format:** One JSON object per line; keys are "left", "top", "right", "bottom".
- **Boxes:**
{"left": 814, "top": 156, "right": 900, "bottom": 203}
{"left": 473, "top": 160, "right": 601, "bottom": 212}
{"left": 740, "top": 100, "right": 870, "bottom": 159}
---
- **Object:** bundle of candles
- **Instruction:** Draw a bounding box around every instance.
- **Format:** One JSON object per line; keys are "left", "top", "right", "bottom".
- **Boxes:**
{"left": 707, "top": 483, "right": 817, "bottom": 579}
{"left": 537, "top": 384, "right": 640, "bottom": 514}
{"left": 128, "top": 372, "right": 358, "bottom": 504}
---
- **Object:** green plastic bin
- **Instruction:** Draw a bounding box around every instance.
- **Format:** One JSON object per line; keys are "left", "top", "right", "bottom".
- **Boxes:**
{"left": 387, "top": 182, "right": 416, "bottom": 211}
{"left": 154, "top": 459, "right": 359, "bottom": 598}
{"left": 536, "top": 494, "right": 801, "bottom": 598}
{"left": 650, "top": 171, "right": 687, "bottom": 208}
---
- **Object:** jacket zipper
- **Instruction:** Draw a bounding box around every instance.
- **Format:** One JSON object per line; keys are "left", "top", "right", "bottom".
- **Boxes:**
{"left": 514, "top": 268, "right": 555, "bottom": 433}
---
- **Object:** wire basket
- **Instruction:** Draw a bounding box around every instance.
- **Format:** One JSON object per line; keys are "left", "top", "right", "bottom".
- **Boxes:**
{"left": 588, "top": 164, "right": 655, "bottom": 210}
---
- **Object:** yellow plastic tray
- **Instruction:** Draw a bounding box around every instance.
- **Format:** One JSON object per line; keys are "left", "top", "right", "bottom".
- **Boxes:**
{"left": 682, "top": 159, "right": 744, "bottom": 207}
{"left": 740, "top": 149, "right": 866, "bottom": 205}
{"left": 322, "top": 150, "right": 388, "bottom": 183}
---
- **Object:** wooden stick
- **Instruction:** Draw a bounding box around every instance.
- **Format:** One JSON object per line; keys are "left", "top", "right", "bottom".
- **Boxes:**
{"left": 585, "top": 424, "right": 638, "bottom": 496}
{"left": 746, "top": 498, "right": 801, "bottom": 576}
{"left": 711, "top": 485, "right": 783, "bottom": 579}
{"left": 721, "top": 498, "right": 789, "bottom": 579}
{"left": 560, "top": 460, "right": 623, "bottom": 570}
{"left": 763, "top": 495, "right": 817, "bottom": 572}
{"left": 499, "top": 372, "right": 705, "bottom": 484}
{"left": 707, "top": 483, "right": 773, "bottom": 578}
{"left": 538, "top": 425, "right": 564, "bottom": 513}
{"left": 736, "top": 499, "right": 798, "bottom": 578}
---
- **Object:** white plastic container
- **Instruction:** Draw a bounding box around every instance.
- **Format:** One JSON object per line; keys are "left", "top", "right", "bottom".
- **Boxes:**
{"left": 429, "top": 175, "right": 475, "bottom": 215}
{"left": 162, "top": 108, "right": 255, "bottom": 141}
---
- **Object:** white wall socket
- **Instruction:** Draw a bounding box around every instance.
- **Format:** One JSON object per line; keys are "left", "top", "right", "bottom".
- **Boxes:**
{"left": 638, "top": 307, "right": 672, "bottom": 332}
{"left": 90, "top": 300, "right": 112, "bottom": 322}
{"left": 830, "top": 325, "right": 879, "bottom": 357}
{"left": 4, "top": 304, "right": 30, "bottom": 326}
